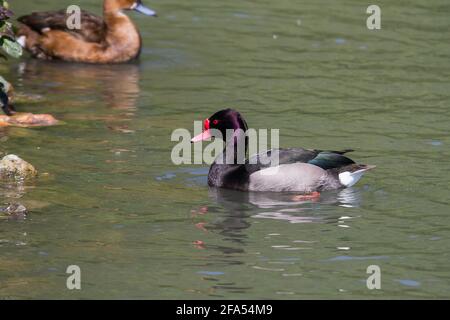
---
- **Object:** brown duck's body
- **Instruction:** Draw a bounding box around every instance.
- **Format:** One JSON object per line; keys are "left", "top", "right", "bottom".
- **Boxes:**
{"left": 16, "top": 0, "right": 156, "bottom": 64}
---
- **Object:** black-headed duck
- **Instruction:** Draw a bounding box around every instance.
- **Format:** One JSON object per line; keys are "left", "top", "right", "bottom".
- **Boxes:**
{"left": 191, "top": 109, "right": 376, "bottom": 193}
{"left": 16, "top": 0, "right": 157, "bottom": 64}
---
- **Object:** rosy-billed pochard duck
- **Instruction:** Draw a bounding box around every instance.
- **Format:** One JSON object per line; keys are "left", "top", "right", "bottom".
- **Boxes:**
{"left": 191, "top": 109, "right": 376, "bottom": 193}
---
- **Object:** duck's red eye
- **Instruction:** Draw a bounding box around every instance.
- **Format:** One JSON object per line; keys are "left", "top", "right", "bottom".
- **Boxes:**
{"left": 203, "top": 119, "right": 210, "bottom": 131}
{"left": 212, "top": 119, "right": 219, "bottom": 125}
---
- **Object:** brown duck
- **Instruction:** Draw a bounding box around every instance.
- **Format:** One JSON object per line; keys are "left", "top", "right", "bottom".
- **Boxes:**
{"left": 16, "top": 0, "right": 157, "bottom": 64}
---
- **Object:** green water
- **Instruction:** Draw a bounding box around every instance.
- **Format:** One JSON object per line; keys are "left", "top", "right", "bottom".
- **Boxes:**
{"left": 1, "top": 0, "right": 449, "bottom": 299}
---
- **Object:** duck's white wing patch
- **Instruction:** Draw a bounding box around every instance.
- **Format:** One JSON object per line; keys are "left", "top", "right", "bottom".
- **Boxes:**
{"left": 248, "top": 163, "right": 327, "bottom": 192}
{"left": 338, "top": 170, "right": 366, "bottom": 187}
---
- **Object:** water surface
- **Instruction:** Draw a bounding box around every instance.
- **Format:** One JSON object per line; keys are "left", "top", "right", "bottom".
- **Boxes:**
{"left": 0, "top": 0, "right": 449, "bottom": 299}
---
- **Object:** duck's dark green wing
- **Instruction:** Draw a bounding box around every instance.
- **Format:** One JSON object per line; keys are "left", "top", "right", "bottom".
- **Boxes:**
{"left": 307, "top": 150, "right": 355, "bottom": 170}
{"left": 245, "top": 148, "right": 354, "bottom": 174}
{"left": 18, "top": 9, "right": 106, "bottom": 43}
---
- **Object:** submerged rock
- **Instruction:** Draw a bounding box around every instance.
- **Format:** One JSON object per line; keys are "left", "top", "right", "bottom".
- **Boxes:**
{"left": 0, "top": 154, "right": 37, "bottom": 180}
{"left": 0, "top": 203, "right": 28, "bottom": 220}
{"left": 10, "top": 92, "right": 45, "bottom": 105}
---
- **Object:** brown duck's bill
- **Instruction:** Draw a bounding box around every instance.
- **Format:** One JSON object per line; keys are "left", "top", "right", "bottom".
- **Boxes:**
{"left": 191, "top": 129, "right": 212, "bottom": 143}
{"left": 133, "top": 3, "right": 157, "bottom": 16}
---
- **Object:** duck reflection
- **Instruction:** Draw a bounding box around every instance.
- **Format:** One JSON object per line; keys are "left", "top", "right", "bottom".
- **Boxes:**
{"left": 208, "top": 187, "right": 362, "bottom": 225}
{"left": 191, "top": 187, "right": 361, "bottom": 250}
{"left": 16, "top": 60, "right": 141, "bottom": 113}
{"left": 248, "top": 187, "right": 362, "bottom": 209}
{"left": 189, "top": 187, "right": 362, "bottom": 296}
{"left": 191, "top": 191, "right": 250, "bottom": 248}
{"left": 192, "top": 187, "right": 362, "bottom": 242}
{"left": 202, "top": 189, "right": 252, "bottom": 240}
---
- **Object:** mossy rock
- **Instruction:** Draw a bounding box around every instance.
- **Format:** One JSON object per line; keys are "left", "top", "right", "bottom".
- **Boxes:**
{"left": 0, "top": 154, "right": 37, "bottom": 179}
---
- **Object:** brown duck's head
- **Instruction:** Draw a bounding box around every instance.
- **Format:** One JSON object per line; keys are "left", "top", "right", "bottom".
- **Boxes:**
{"left": 105, "top": 0, "right": 157, "bottom": 16}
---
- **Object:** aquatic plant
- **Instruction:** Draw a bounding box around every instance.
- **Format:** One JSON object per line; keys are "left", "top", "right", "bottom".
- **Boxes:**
{"left": 0, "top": 1, "right": 22, "bottom": 114}
{"left": 0, "top": 1, "right": 21, "bottom": 59}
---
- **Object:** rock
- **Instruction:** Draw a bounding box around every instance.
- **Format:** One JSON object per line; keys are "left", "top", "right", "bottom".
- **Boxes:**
{"left": 0, "top": 112, "right": 58, "bottom": 127}
{"left": 0, "top": 154, "right": 37, "bottom": 180}
{"left": 0, "top": 203, "right": 28, "bottom": 220}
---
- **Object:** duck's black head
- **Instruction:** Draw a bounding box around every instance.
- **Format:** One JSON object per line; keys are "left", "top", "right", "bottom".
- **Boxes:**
{"left": 191, "top": 109, "right": 248, "bottom": 143}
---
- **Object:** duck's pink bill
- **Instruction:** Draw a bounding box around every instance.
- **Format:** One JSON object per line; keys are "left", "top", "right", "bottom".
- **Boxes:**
{"left": 191, "top": 129, "right": 212, "bottom": 142}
